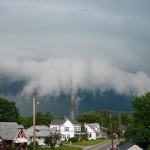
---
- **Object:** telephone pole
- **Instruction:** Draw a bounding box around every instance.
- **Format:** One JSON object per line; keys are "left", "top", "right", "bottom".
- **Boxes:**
{"left": 107, "top": 112, "right": 114, "bottom": 150}
{"left": 119, "top": 114, "right": 121, "bottom": 139}
{"left": 110, "top": 112, "right": 114, "bottom": 150}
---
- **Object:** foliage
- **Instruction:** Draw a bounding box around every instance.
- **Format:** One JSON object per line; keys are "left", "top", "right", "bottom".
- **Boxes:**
{"left": 5, "top": 148, "right": 15, "bottom": 150}
{"left": 113, "top": 112, "right": 133, "bottom": 127}
{"left": 28, "top": 141, "right": 38, "bottom": 150}
{"left": 37, "top": 146, "right": 82, "bottom": 150}
{"left": 18, "top": 115, "right": 33, "bottom": 128}
{"left": 76, "top": 110, "right": 132, "bottom": 138}
{"left": 125, "top": 92, "right": 150, "bottom": 149}
{"left": 132, "top": 92, "right": 150, "bottom": 128}
{"left": 68, "top": 137, "right": 78, "bottom": 143}
{"left": 147, "top": 145, "right": 150, "bottom": 150}
{"left": 0, "top": 97, "right": 19, "bottom": 122}
{"left": 19, "top": 112, "right": 54, "bottom": 128}
{"left": 44, "top": 133, "right": 59, "bottom": 148}
{"left": 36, "top": 112, "right": 54, "bottom": 126}
{"left": 63, "top": 138, "right": 108, "bottom": 146}
{"left": 76, "top": 110, "right": 111, "bottom": 128}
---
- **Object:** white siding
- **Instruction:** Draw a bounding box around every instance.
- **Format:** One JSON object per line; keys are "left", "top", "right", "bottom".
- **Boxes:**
{"left": 85, "top": 124, "right": 97, "bottom": 140}
{"left": 50, "top": 119, "right": 81, "bottom": 141}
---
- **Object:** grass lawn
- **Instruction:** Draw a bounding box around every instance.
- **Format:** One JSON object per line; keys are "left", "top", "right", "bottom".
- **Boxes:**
{"left": 63, "top": 138, "right": 109, "bottom": 146}
{"left": 37, "top": 145, "right": 82, "bottom": 150}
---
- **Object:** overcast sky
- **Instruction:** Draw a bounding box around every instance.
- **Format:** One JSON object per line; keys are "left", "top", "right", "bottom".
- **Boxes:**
{"left": 0, "top": 0, "right": 150, "bottom": 97}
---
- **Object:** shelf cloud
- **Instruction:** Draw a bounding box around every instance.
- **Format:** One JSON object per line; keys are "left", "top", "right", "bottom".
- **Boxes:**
{"left": 0, "top": 0, "right": 150, "bottom": 97}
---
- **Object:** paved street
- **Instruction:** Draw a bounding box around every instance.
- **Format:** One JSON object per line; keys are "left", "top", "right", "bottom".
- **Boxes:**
{"left": 65, "top": 139, "right": 119, "bottom": 150}
{"left": 83, "top": 140, "right": 119, "bottom": 150}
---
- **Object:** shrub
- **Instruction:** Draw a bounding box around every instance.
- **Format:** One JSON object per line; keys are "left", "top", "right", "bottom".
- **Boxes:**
{"left": 5, "top": 148, "right": 15, "bottom": 150}
{"left": 28, "top": 141, "right": 38, "bottom": 150}
{"left": 68, "top": 137, "right": 78, "bottom": 143}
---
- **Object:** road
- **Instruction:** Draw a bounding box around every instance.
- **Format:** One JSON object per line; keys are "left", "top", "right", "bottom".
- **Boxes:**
{"left": 83, "top": 140, "right": 119, "bottom": 150}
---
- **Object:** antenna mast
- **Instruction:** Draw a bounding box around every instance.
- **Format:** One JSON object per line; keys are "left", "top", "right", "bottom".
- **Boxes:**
{"left": 70, "top": 64, "right": 75, "bottom": 119}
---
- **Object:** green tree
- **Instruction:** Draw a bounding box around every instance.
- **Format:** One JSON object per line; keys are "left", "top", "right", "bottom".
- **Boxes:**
{"left": 125, "top": 92, "right": 150, "bottom": 149}
{"left": 0, "top": 97, "right": 19, "bottom": 122}
{"left": 19, "top": 112, "right": 54, "bottom": 128}
{"left": 18, "top": 116, "right": 33, "bottom": 128}
{"left": 44, "top": 133, "right": 59, "bottom": 150}
{"left": 132, "top": 92, "right": 150, "bottom": 128}
{"left": 76, "top": 110, "right": 110, "bottom": 128}
{"left": 36, "top": 112, "right": 54, "bottom": 126}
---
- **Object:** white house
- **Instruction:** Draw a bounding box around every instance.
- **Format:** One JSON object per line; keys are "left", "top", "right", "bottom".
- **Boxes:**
{"left": 26, "top": 125, "right": 50, "bottom": 145}
{"left": 84, "top": 123, "right": 103, "bottom": 140}
{"left": 50, "top": 118, "right": 81, "bottom": 141}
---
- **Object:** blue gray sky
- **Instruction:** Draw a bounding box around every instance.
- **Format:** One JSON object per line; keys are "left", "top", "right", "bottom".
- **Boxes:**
{"left": 0, "top": 0, "right": 150, "bottom": 97}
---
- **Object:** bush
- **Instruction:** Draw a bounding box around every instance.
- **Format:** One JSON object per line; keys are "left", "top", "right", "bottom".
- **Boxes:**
{"left": 28, "top": 141, "right": 38, "bottom": 150}
{"left": 147, "top": 145, "right": 150, "bottom": 150}
{"left": 80, "top": 134, "right": 88, "bottom": 141}
{"left": 5, "top": 148, "right": 15, "bottom": 150}
{"left": 68, "top": 137, "right": 78, "bottom": 143}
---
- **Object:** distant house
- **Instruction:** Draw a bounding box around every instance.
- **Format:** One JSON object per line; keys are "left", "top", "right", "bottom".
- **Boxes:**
{"left": 118, "top": 141, "right": 143, "bottom": 150}
{"left": 26, "top": 125, "right": 49, "bottom": 145}
{"left": 128, "top": 145, "right": 143, "bottom": 150}
{"left": 0, "top": 122, "right": 28, "bottom": 150}
{"left": 50, "top": 118, "right": 82, "bottom": 141}
{"left": 84, "top": 123, "right": 103, "bottom": 140}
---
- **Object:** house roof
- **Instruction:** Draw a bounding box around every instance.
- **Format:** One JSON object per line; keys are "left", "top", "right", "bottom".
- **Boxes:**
{"left": 128, "top": 145, "right": 143, "bottom": 150}
{"left": 0, "top": 122, "right": 24, "bottom": 140}
{"left": 85, "top": 123, "right": 100, "bottom": 134}
{"left": 119, "top": 141, "right": 136, "bottom": 150}
{"left": 50, "top": 119, "right": 66, "bottom": 125}
{"left": 50, "top": 118, "right": 80, "bottom": 126}
{"left": 70, "top": 119, "right": 80, "bottom": 125}
{"left": 26, "top": 126, "right": 50, "bottom": 137}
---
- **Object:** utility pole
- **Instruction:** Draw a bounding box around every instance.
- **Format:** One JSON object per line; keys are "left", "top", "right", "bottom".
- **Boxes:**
{"left": 119, "top": 114, "right": 121, "bottom": 139}
{"left": 33, "top": 97, "right": 39, "bottom": 150}
{"left": 106, "top": 112, "right": 114, "bottom": 149}
{"left": 33, "top": 97, "right": 36, "bottom": 150}
{"left": 109, "top": 112, "right": 114, "bottom": 150}
{"left": 102, "top": 122, "right": 103, "bottom": 138}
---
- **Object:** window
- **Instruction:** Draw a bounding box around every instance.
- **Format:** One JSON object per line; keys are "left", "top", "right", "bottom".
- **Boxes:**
{"left": 65, "top": 127, "right": 69, "bottom": 131}
{"left": 78, "top": 127, "right": 81, "bottom": 131}
{"left": 74, "top": 127, "right": 77, "bottom": 131}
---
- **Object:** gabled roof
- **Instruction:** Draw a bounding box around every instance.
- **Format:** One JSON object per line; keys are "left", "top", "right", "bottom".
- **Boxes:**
{"left": 0, "top": 122, "right": 24, "bottom": 140}
{"left": 50, "top": 118, "right": 80, "bottom": 126}
{"left": 85, "top": 123, "right": 100, "bottom": 134}
{"left": 50, "top": 119, "right": 66, "bottom": 125}
{"left": 70, "top": 119, "right": 80, "bottom": 125}
{"left": 26, "top": 126, "right": 50, "bottom": 137}
{"left": 128, "top": 145, "right": 143, "bottom": 150}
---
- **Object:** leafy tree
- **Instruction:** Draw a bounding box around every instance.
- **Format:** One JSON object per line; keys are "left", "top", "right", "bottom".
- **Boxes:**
{"left": 76, "top": 110, "right": 110, "bottom": 128}
{"left": 27, "top": 141, "right": 38, "bottom": 150}
{"left": 0, "top": 97, "right": 19, "bottom": 122}
{"left": 44, "top": 133, "right": 59, "bottom": 150}
{"left": 18, "top": 116, "right": 33, "bottom": 128}
{"left": 36, "top": 112, "right": 54, "bottom": 126}
{"left": 113, "top": 112, "right": 133, "bottom": 127}
{"left": 19, "top": 112, "right": 54, "bottom": 128}
{"left": 132, "top": 92, "right": 150, "bottom": 128}
{"left": 125, "top": 92, "right": 150, "bottom": 149}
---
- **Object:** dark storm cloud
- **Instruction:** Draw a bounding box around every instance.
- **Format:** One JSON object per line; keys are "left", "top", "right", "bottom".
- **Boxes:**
{"left": 0, "top": 0, "right": 150, "bottom": 96}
